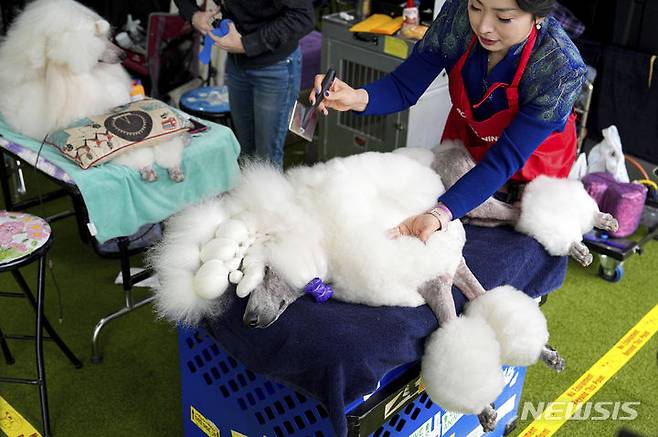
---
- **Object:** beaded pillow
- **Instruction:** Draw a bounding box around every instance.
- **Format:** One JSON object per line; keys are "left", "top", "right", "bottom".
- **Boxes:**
{"left": 45, "top": 98, "right": 192, "bottom": 169}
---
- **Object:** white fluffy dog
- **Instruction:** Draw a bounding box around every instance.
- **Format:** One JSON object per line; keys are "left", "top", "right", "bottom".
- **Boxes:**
{"left": 0, "top": 0, "right": 187, "bottom": 181}
{"left": 151, "top": 152, "right": 561, "bottom": 431}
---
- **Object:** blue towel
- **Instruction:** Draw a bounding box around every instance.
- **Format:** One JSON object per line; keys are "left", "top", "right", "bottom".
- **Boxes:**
{"left": 0, "top": 116, "right": 241, "bottom": 243}
{"left": 205, "top": 224, "right": 568, "bottom": 436}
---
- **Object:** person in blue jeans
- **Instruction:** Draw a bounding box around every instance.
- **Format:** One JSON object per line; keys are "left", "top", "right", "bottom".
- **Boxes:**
{"left": 174, "top": 0, "right": 314, "bottom": 167}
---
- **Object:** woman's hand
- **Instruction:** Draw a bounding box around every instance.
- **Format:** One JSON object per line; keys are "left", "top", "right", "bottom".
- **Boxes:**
{"left": 310, "top": 75, "right": 369, "bottom": 114}
{"left": 388, "top": 213, "right": 441, "bottom": 242}
{"left": 191, "top": 9, "right": 220, "bottom": 35}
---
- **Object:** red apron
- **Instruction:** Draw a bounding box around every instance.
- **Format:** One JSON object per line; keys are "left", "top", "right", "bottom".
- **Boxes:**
{"left": 441, "top": 27, "right": 577, "bottom": 183}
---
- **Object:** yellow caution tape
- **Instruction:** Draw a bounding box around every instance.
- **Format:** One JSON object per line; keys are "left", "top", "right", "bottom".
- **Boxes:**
{"left": 190, "top": 405, "right": 220, "bottom": 437}
{"left": 0, "top": 395, "right": 41, "bottom": 437}
{"left": 519, "top": 303, "right": 658, "bottom": 437}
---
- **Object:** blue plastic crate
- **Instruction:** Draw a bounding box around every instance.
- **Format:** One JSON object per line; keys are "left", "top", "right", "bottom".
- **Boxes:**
{"left": 179, "top": 327, "right": 527, "bottom": 436}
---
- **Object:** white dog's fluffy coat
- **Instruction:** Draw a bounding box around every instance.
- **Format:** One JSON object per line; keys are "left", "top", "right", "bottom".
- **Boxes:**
{"left": 515, "top": 175, "right": 600, "bottom": 256}
{"left": 0, "top": 0, "right": 186, "bottom": 179}
{"left": 152, "top": 152, "right": 465, "bottom": 323}
{"left": 285, "top": 152, "right": 465, "bottom": 307}
{"left": 0, "top": 0, "right": 131, "bottom": 138}
{"left": 151, "top": 152, "right": 553, "bottom": 421}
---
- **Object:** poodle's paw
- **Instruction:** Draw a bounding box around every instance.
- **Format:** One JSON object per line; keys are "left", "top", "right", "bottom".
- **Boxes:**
{"left": 594, "top": 212, "right": 619, "bottom": 232}
{"left": 540, "top": 344, "right": 566, "bottom": 373}
{"left": 569, "top": 241, "right": 593, "bottom": 267}
{"left": 139, "top": 166, "right": 158, "bottom": 182}
{"left": 168, "top": 166, "right": 185, "bottom": 183}
{"left": 465, "top": 286, "right": 548, "bottom": 366}
{"left": 421, "top": 317, "right": 505, "bottom": 415}
{"left": 477, "top": 403, "right": 498, "bottom": 433}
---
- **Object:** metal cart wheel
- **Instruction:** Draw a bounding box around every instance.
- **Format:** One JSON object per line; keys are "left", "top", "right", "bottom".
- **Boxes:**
{"left": 597, "top": 255, "right": 625, "bottom": 283}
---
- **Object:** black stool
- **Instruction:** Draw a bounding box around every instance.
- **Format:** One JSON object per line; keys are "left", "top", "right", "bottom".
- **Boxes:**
{"left": 0, "top": 211, "right": 82, "bottom": 437}
{"left": 179, "top": 85, "right": 233, "bottom": 130}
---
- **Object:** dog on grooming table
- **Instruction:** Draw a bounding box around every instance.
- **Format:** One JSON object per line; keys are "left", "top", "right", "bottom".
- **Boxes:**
{"left": 151, "top": 151, "right": 569, "bottom": 432}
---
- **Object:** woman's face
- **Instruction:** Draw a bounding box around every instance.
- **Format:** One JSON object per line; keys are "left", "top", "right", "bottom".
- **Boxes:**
{"left": 467, "top": 0, "right": 536, "bottom": 54}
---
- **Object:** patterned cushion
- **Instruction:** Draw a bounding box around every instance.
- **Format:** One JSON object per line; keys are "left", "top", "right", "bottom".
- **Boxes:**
{"left": 0, "top": 212, "right": 51, "bottom": 264}
{"left": 45, "top": 98, "right": 192, "bottom": 169}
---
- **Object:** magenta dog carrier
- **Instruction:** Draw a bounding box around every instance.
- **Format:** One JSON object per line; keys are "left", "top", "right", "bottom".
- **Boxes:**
{"left": 582, "top": 172, "right": 648, "bottom": 237}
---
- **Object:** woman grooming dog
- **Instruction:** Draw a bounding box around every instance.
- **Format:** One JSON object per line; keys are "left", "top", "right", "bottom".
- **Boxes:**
{"left": 312, "top": 0, "right": 585, "bottom": 242}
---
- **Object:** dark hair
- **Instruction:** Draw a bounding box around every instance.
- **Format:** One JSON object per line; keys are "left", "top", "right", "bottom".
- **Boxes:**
{"left": 516, "top": 0, "right": 556, "bottom": 17}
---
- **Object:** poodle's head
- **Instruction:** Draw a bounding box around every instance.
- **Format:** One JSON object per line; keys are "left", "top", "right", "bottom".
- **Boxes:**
{"left": 243, "top": 267, "right": 305, "bottom": 329}
{"left": 6, "top": 0, "right": 125, "bottom": 74}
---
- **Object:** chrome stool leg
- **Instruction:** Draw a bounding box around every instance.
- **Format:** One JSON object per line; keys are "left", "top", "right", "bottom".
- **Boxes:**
{"left": 34, "top": 254, "right": 52, "bottom": 437}
{"left": 11, "top": 269, "right": 82, "bottom": 368}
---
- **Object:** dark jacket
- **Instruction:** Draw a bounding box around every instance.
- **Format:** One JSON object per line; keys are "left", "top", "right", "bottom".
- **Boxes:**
{"left": 174, "top": 0, "right": 314, "bottom": 69}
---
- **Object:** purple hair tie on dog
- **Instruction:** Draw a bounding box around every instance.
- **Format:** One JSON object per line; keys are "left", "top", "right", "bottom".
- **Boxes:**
{"left": 304, "top": 278, "right": 333, "bottom": 303}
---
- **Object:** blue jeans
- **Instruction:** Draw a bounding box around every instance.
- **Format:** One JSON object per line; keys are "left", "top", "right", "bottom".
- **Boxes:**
{"left": 226, "top": 48, "right": 302, "bottom": 168}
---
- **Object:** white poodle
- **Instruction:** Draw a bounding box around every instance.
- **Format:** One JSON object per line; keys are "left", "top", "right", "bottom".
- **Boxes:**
{"left": 150, "top": 152, "right": 563, "bottom": 432}
{"left": 0, "top": 0, "right": 187, "bottom": 181}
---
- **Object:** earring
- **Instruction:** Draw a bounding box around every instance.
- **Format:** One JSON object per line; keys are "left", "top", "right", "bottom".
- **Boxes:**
{"left": 535, "top": 22, "right": 542, "bottom": 30}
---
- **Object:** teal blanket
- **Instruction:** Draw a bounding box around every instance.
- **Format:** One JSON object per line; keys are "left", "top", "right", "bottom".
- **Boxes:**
{"left": 0, "top": 116, "right": 241, "bottom": 243}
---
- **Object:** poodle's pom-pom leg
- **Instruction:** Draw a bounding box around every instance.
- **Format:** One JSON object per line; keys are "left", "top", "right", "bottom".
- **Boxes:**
{"left": 540, "top": 344, "right": 566, "bottom": 373}
{"left": 465, "top": 286, "right": 548, "bottom": 366}
{"left": 168, "top": 166, "right": 185, "bottom": 182}
{"left": 594, "top": 212, "right": 619, "bottom": 233}
{"left": 421, "top": 317, "right": 505, "bottom": 418}
{"left": 478, "top": 403, "right": 497, "bottom": 433}
{"left": 569, "top": 241, "right": 593, "bottom": 266}
{"left": 140, "top": 166, "right": 158, "bottom": 182}
{"left": 153, "top": 135, "right": 187, "bottom": 182}
{"left": 112, "top": 147, "right": 158, "bottom": 181}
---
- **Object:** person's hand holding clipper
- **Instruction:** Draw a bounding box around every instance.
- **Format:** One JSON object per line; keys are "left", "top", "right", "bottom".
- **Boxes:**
{"left": 310, "top": 72, "right": 370, "bottom": 113}
{"left": 289, "top": 68, "right": 337, "bottom": 141}
{"left": 301, "top": 68, "right": 336, "bottom": 132}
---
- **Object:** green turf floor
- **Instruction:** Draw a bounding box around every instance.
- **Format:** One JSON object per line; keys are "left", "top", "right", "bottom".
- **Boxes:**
{"left": 510, "top": 248, "right": 658, "bottom": 437}
{"left": 1, "top": 166, "right": 657, "bottom": 437}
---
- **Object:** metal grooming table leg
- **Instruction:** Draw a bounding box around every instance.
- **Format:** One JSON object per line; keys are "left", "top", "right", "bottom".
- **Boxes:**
{"left": 90, "top": 237, "right": 155, "bottom": 364}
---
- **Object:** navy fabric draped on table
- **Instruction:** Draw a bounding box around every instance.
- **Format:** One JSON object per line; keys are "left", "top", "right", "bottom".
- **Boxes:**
{"left": 205, "top": 224, "right": 568, "bottom": 436}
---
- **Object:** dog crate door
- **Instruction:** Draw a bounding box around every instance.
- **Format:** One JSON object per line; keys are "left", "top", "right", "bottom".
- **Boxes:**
{"left": 319, "top": 39, "right": 409, "bottom": 160}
